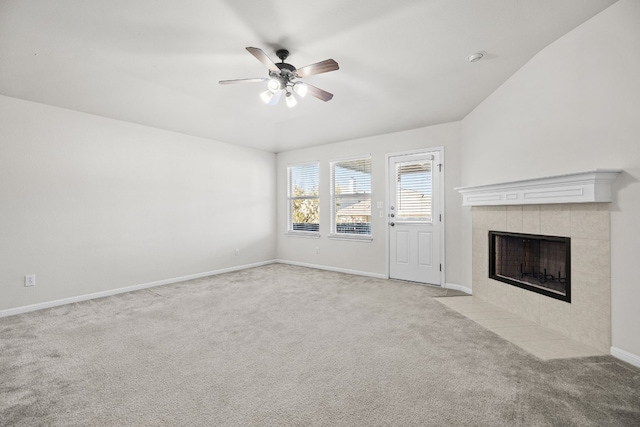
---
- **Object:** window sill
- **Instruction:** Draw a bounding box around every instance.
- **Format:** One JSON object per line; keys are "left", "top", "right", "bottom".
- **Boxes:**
{"left": 285, "top": 231, "right": 321, "bottom": 239}
{"left": 328, "top": 234, "right": 373, "bottom": 242}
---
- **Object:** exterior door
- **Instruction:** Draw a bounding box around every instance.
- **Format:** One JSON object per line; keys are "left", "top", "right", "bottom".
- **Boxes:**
{"left": 388, "top": 151, "right": 442, "bottom": 285}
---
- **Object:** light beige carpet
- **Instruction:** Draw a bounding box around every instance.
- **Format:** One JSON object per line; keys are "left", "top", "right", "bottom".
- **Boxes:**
{"left": 1, "top": 264, "right": 639, "bottom": 426}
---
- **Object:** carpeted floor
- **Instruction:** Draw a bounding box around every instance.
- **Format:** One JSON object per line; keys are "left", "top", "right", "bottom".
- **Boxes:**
{"left": 1, "top": 264, "right": 639, "bottom": 426}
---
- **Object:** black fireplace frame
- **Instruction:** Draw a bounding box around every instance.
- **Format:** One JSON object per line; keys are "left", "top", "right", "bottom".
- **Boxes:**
{"left": 488, "top": 231, "right": 571, "bottom": 303}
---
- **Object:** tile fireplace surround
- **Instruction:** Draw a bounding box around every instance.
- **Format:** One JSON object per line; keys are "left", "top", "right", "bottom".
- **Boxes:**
{"left": 457, "top": 170, "right": 621, "bottom": 353}
{"left": 472, "top": 203, "right": 610, "bottom": 353}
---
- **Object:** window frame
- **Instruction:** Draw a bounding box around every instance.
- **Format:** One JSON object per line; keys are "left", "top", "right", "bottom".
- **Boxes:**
{"left": 329, "top": 155, "right": 373, "bottom": 241}
{"left": 286, "top": 161, "right": 321, "bottom": 238}
{"left": 393, "top": 158, "right": 434, "bottom": 223}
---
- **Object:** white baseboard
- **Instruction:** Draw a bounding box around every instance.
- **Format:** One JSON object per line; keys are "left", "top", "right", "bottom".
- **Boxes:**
{"left": 275, "top": 259, "right": 387, "bottom": 280}
{"left": 0, "top": 260, "right": 276, "bottom": 318}
{"left": 445, "top": 282, "right": 472, "bottom": 294}
{"left": 0, "top": 261, "right": 469, "bottom": 318}
{"left": 610, "top": 346, "right": 640, "bottom": 368}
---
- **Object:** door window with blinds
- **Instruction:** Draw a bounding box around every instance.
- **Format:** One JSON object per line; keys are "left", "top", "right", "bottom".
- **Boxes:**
{"left": 330, "top": 156, "right": 372, "bottom": 238}
{"left": 287, "top": 162, "right": 320, "bottom": 234}
{"left": 395, "top": 159, "right": 432, "bottom": 221}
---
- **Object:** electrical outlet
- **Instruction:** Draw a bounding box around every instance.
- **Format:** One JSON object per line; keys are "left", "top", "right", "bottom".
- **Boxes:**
{"left": 315, "top": 247, "right": 320, "bottom": 254}
{"left": 25, "top": 274, "right": 36, "bottom": 287}
{"left": 235, "top": 248, "right": 240, "bottom": 256}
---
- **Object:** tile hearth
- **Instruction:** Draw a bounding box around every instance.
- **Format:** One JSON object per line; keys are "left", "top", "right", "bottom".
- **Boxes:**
{"left": 436, "top": 296, "right": 605, "bottom": 360}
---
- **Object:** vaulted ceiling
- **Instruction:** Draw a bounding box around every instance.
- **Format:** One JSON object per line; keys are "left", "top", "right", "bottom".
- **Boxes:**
{"left": 0, "top": 0, "right": 617, "bottom": 152}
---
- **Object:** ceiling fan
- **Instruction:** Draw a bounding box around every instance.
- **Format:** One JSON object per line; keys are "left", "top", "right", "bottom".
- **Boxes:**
{"left": 219, "top": 47, "right": 339, "bottom": 108}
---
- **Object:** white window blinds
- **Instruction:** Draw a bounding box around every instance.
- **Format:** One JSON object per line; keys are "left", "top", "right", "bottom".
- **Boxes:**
{"left": 331, "top": 157, "right": 372, "bottom": 236}
{"left": 395, "top": 160, "right": 432, "bottom": 221}
{"left": 288, "top": 162, "right": 320, "bottom": 233}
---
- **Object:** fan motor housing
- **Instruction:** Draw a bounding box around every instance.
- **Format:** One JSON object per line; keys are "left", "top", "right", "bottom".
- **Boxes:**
{"left": 275, "top": 49, "right": 296, "bottom": 77}
{"left": 276, "top": 62, "right": 296, "bottom": 73}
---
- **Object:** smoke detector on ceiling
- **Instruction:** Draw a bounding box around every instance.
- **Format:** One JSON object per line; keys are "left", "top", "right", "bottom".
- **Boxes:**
{"left": 467, "top": 51, "right": 486, "bottom": 63}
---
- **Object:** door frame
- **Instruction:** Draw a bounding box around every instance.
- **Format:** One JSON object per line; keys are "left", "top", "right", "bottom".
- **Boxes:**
{"left": 385, "top": 147, "right": 445, "bottom": 286}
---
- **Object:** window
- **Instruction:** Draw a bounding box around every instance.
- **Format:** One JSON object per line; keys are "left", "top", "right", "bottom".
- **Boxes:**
{"left": 395, "top": 160, "right": 432, "bottom": 222}
{"left": 330, "top": 156, "right": 372, "bottom": 238}
{"left": 287, "top": 162, "right": 320, "bottom": 235}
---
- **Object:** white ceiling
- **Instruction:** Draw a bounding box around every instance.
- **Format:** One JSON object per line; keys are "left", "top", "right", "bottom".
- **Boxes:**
{"left": 0, "top": 0, "right": 617, "bottom": 153}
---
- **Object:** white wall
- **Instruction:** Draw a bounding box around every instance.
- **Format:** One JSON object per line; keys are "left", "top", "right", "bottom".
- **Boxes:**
{"left": 0, "top": 95, "right": 276, "bottom": 311}
{"left": 461, "top": 0, "right": 640, "bottom": 359}
{"left": 276, "top": 122, "right": 464, "bottom": 286}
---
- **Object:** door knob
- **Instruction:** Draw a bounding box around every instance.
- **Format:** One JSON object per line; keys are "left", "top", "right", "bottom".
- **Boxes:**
{"left": 390, "top": 222, "right": 395, "bottom": 227}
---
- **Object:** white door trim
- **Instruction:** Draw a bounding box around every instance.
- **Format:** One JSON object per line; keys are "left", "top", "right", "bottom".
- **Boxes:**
{"left": 385, "top": 147, "right": 445, "bottom": 286}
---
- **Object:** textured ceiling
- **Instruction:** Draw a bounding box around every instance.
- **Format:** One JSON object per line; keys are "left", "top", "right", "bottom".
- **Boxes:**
{"left": 0, "top": 0, "right": 617, "bottom": 152}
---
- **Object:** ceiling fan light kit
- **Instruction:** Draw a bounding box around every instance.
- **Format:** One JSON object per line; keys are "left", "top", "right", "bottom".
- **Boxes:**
{"left": 267, "top": 78, "right": 281, "bottom": 92}
{"left": 219, "top": 47, "right": 339, "bottom": 107}
{"left": 285, "top": 91, "right": 297, "bottom": 108}
{"left": 294, "top": 82, "right": 308, "bottom": 98}
{"left": 260, "top": 89, "right": 282, "bottom": 106}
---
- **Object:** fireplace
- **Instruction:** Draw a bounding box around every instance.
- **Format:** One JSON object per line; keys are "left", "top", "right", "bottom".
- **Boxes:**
{"left": 456, "top": 171, "right": 620, "bottom": 353}
{"left": 489, "top": 231, "right": 571, "bottom": 303}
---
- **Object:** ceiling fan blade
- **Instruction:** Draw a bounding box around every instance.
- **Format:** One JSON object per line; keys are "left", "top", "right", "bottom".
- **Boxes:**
{"left": 268, "top": 90, "right": 282, "bottom": 106}
{"left": 295, "top": 59, "right": 339, "bottom": 78}
{"left": 305, "top": 84, "right": 334, "bottom": 102}
{"left": 246, "top": 47, "right": 280, "bottom": 73}
{"left": 219, "top": 78, "right": 267, "bottom": 85}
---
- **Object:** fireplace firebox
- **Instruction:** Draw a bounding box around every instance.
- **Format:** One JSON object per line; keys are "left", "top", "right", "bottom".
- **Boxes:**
{"left": 489, "top": 231, "right": 571, "bottom": 303}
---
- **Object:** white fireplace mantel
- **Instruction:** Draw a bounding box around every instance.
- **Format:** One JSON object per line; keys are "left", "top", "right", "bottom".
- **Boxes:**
{"left": 455, "top": 169, "right": 622, "bottom": 206}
